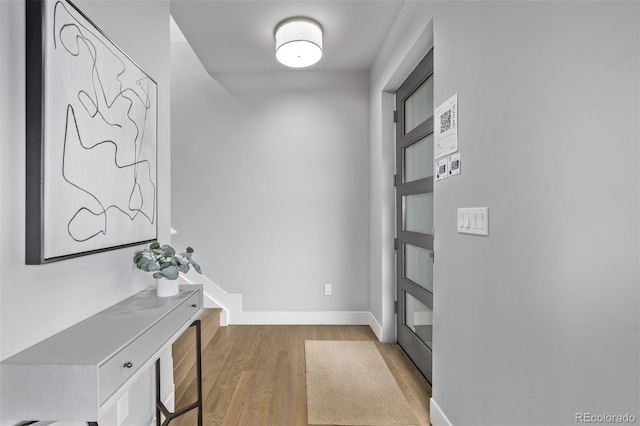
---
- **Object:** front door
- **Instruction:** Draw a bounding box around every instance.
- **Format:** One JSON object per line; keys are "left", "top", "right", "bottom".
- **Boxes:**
{"left": 395, "top": 50, "right": 434, "bottom": 383}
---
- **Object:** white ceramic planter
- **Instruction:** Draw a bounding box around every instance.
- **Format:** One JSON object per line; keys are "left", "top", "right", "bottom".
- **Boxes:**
{"left": 156, "top": 279, "right": 179, "bottom": 297}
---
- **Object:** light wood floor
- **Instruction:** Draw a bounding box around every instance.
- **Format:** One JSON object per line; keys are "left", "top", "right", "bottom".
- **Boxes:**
{"left": 172, "top": 325, "right": 431, "bottom": 426}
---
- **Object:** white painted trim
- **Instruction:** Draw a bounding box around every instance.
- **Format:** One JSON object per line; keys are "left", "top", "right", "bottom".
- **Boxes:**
{"left": 164, "top": 391, "right": 175, "bottom": 413}
{"left": 430, "top": 398, "right": 453, "bottom": 426}
{"left": 203, "top": 290, "right": 228, "bottom": 326}
{"left": 178, "top": 269, "right": 239, "bottom": 326}
{"left": 179, "top": 270, "right": 376, "bottom": 329}
{"left": 165, "top": 387, "right": 176, "bottom": 412}
{"left": 230, "top": 310, "right": 371, "bottom": 326}
{"left": 379, "top": 89, "right": 396, "bottom": 344}
{"left": 368, "top": 312, "right": 384, "bottom": 341}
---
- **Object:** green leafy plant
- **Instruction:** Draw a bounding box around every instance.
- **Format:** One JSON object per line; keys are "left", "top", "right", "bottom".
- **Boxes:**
{"left": 133, "top": 242, "right": 202, "bottom": 280}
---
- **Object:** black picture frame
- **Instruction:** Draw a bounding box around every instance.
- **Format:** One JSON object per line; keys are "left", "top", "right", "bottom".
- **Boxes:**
{"left": 26, "top": 0, "right": 158, "bottom": 264}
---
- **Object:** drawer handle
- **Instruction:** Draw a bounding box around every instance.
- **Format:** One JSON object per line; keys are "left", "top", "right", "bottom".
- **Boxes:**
{"left": 191, "top": 304, "right": 197, "bottom": 308}
{"left": 123, "top": 361, "right": 133, "bottom": 369}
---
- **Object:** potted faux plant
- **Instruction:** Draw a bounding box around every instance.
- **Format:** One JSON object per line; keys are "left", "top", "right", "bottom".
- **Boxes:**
{"left": 133, "top": 241, "right": 202, "bottom": 297}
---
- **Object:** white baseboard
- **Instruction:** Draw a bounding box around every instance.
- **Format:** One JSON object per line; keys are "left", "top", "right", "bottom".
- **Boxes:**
{"left": 180, "top": 271, "right": 386, "bottom": 336}
{"left": 368, "top": 312, "right": 384, "bottom": 341}
{"left": 183, "top": 272, "right": 376, "bottom": 330}
{"left": 430, "top": 398, "right": 453, "bottom": 426}
{"left": 230, "top": 310, "right": 371, "bottom": 325}
{"left": 165, "top": 391, "right": 175, "bottom": 412}
{"left": 179, "top": 271, "right": 240, "bottom": 327}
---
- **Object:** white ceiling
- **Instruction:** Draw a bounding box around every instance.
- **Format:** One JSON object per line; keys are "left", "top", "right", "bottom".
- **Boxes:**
{"left": 170, "top": 0, "right": 406, "bottom": 74}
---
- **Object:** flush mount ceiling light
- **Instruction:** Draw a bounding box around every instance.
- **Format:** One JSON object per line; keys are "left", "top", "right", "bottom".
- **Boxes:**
{"left": 275, "top": 17, "right": 323, "bottom": 68}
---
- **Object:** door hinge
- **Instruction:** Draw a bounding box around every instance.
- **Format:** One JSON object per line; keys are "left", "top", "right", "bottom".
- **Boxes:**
{"left": 394, "top": 300, "right": 398, "bottom": 314}
{"left": 430, "top": 251, "right": 435, "bottom": 261}
{"left": 394, "top": 238, "right": 399, "bottom": 250}
{"left": 393, "top": 110, "right": 398, "bottom": 123}
{"left": 393, "top": 174, "right": 400, "bottom": 187}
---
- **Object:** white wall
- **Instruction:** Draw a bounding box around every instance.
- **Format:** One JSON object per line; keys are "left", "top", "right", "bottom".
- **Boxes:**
{"left": 171, "top": 37, "right": 370, "bottom": 313}
{"left": 0, "top": 0, "right": 171, "bottom": 424}
{"left": 370, "top": 1, "right": 639, "bottom": 425}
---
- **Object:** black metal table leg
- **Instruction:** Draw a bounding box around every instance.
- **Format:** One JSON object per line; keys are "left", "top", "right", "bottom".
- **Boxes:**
{"left": 156, "top": 320, "right": 203, "bottom": 426}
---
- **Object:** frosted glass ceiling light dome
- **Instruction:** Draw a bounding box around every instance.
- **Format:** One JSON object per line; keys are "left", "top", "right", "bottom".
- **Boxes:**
{"left": 275, "top": 18, "right": 323, "bottom": 68}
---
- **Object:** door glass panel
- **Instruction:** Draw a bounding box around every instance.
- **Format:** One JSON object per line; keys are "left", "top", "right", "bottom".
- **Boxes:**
{"left": 403, "top": 134, "right": 433, "bottom": 183}
{"left": 403, "top": 76, "right": 433, "bottom": 134}
{"left": 404, "top": 244, "right": 433, "bottom": 293}
{"left": 405, "top": 292, "right": 432, "bottom": 350}
{"left": 402, "top": 193, "right": 433, "bottom": 234}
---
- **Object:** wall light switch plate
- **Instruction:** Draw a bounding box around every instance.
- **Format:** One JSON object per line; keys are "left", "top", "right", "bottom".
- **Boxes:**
{"left": 457, "top": 207, "right": 488, "bottom": 236}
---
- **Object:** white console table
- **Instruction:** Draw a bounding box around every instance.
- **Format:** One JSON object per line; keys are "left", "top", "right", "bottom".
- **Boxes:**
{"left": 1, "top": 285, "right": 203, "bottom": 424}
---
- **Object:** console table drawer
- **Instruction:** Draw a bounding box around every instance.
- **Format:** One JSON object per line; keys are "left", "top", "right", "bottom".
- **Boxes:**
{"left": 98, "top": 291, "right": 201, "bottom": 404}
{"left": 0, "top": 285, "right": 203, "bottom": 421}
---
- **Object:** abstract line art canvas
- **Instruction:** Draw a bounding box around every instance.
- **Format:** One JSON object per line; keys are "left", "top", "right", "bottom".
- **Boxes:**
{"left": 26, "top": 0, "right": 158, "bottom": 264}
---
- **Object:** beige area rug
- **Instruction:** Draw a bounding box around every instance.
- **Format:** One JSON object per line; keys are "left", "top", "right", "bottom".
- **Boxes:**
{"left": 305, "top": 340, "right": 419, "bottom": 425}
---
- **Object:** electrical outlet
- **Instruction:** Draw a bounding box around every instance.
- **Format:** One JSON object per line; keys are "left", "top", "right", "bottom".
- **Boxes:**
{"left": 117, "top": 391, "right": 129, "bottom": 425}
{"left": 324, "top": 283, "right": 332, "bottom": 296}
